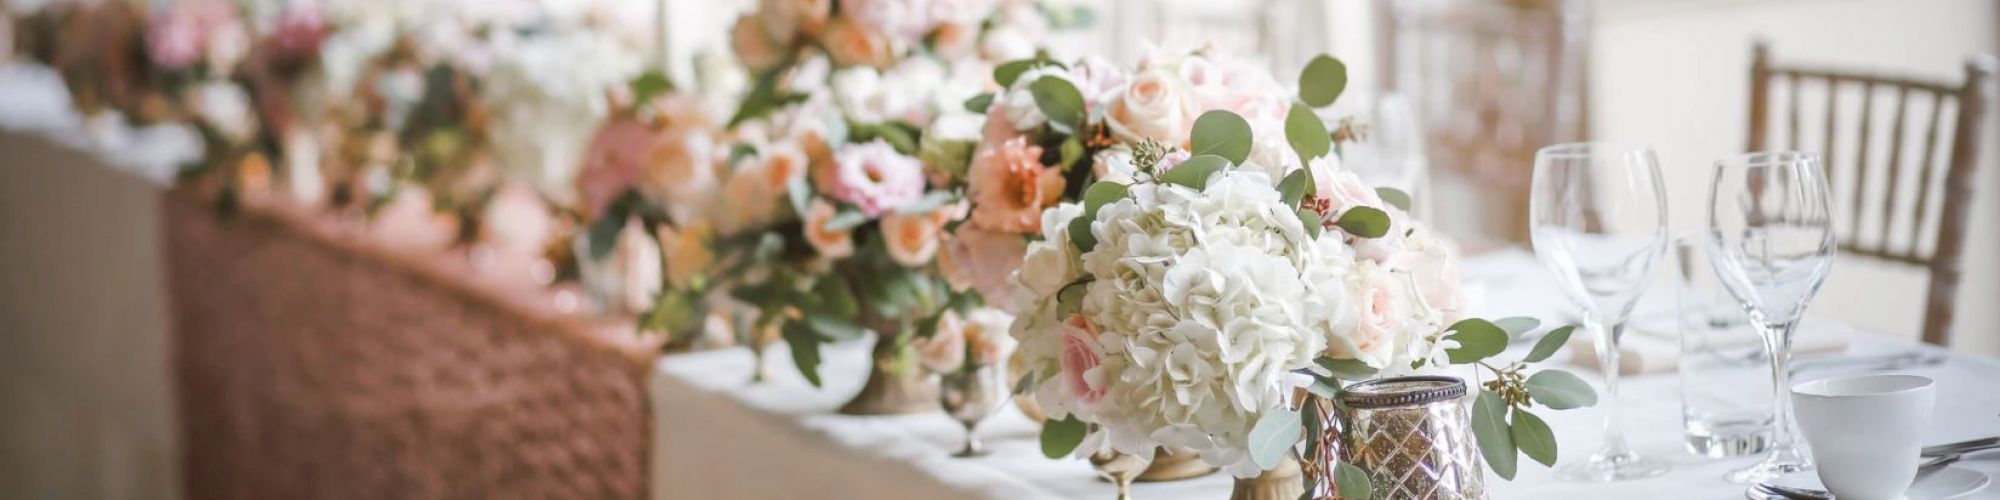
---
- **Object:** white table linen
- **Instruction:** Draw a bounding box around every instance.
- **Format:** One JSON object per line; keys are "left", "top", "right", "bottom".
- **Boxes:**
{"left": 652, "top": 249, "right": 2000, "bottom": 499}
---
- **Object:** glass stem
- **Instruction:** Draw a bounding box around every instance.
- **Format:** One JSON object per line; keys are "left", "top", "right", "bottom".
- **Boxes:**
{"left": 1761, "top": 320, "right": 1799, "bottom": 453}
{"left": 1586, "top": 316, "right": 1632, "bottom": 459}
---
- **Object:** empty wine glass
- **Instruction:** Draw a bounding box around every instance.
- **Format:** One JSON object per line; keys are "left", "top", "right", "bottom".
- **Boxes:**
{"left": 1709, "top": 152, "right": 1837, "bottom": 483}
{"left": 939, "top": 364, "right": 1007, "bottom": 457}
{"left": 1530, "top": 142, "right": 1673, "bottom": 482}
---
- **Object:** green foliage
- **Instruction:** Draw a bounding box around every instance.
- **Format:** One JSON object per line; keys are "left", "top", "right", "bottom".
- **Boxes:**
{"left": 1158, "top": 155, "right": 1229, "bottom": 190}
{"left": 1472, "top": 389, "right": 1518, "bottom": 479}
{"left": 1248, "top": 407, "right": 1303, "bottom": 470}
{"left": 781, "top": 321, "right": 824, "bottom": 388}
{"left": 1190, "top": 110, "right": 1253, "bottom": 165}
{"left": 1278, "top": 168, "right": 1314, "bottom": 207}
{"left": 629, "top": 71, "right": 674, "bottom": 104}
{"left": 1040, "top": 414, "right": 1087, "bottom": 458}
{"left": 964, "top": 92, "right": 995, "bottom": 113}
{"left": 1332, "top": 206, "right": 1392, "bottom": 238}
{"left": 1030, "top": 76, "right": 1087, "bottom": 130}
{"left": 1297, "top": 208, "right": 1324, "bottom": 239}
{"left": 1315, "top": 357, "right": 1378, "bottom": 381}
{"left": 1375, "top": 187, "right": 1412, "bottom": 213}
{"left": 1493, "top": 317, "right": 1541, "bottom": 337}
{"left": 1524, "top": 326, "right": 1576, "bottom": 363}
{"left": 1526, "top": 370, "right": 1598, "bottom": 410}
{"left": 1445, "top": 318, "right": 1509, "bottom": 364}
{"left": 1284, "top": 103, "right": 1332, "bottom": 162}
{"left": 1334, "top": 461, "right": 1373, "bottom": 500}
{"left": 1298, "top": 55, "right": 1348, "bottom": 107}
{"left": 1510, "top": 408, "right": 1559, "bottom": 467}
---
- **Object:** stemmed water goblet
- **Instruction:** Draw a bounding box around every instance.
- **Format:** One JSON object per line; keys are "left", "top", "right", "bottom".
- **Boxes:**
{"left": 1530, "top": 142, "right": 1674, "bottom": 482}
{"left": 939, "top": 364, "right": 1007, "bottom": 457}
{"left": 1708, "top": 152, "right": 1837, "bottom": 483}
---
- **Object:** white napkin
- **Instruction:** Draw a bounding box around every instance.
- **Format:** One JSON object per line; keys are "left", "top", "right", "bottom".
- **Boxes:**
{"left": 1566, "top": 326, "right": 1852, "bottom": 375}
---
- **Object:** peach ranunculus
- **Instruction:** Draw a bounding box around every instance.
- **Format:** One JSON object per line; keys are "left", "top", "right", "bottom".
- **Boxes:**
{"left": 802, "top": 198, "right": 856, "bottom": 258}
{"left": 1105, "top": 67, "right": 1201, "bottom": 146}
{"left": 966, "top": 136, "right": 1064, "bottom": 233}
{"left": 1058, "top": 314, "right": 1106, "bottom": 405}
{"left": 915, "top": 310, "right": 969, "bottom": 373}
{"left": 658, "top": 222, "right": 716, "bottom": 290}
{"left": 821, "top": 18, "right": 895, "bottom": 69}
{"left": 936, "top": 226, "right": 1027, "bottom": 309}
{"left": 718, "top": 142, "right": 809, "bottom": 233}
{"left": 880, "top": 209, "right": 944, "bottom": 267}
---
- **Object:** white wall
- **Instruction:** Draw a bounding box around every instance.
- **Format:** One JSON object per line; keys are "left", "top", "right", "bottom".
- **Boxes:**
{"left": 1587, "top": 0, "right": 2000, "bottom": 355}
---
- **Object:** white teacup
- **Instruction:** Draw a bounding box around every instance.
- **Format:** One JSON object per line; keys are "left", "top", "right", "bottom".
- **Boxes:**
{"left": 1791, "top": 374, "right": 1937, "bottom": 500}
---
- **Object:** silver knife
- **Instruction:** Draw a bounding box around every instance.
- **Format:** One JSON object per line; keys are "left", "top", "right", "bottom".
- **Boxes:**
{"left": 1923, "top": 436, "right": 2000, "bottom": 457}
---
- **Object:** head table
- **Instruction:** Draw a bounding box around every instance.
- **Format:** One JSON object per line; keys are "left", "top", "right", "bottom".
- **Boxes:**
{"left": 650, "top": 250, "right": 2000, "bottom": 500}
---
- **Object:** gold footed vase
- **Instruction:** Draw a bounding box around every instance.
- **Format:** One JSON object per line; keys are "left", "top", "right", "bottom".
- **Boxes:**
{"left": 1230, "top": 455, "right": 1304, "bottom": 500}
{"left": 837, "top": 333, "right": 939, "bottom": 415}
{"left": 1137, "top": 446, "right": 1218, "bottom": 482}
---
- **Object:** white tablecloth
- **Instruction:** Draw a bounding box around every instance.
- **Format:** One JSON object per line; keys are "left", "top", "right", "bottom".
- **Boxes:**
{"left": 651, "top": 250, "right": 2000, "bottom": 499}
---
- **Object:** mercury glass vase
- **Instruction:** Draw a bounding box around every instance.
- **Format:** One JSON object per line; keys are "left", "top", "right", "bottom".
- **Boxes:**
{"left": 1317, "top": 376, "right": 1488, "bottom": 500}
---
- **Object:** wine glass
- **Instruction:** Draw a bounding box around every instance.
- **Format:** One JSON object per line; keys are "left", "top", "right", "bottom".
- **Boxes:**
{"left": 1708, "top": 152, "right": 1837, "bottom": 483}
{"left": 939, "top": 364, "right": 1007, "bottom": 457}
{"left": 1530, "top": 142, "right": 1673, "bottom": 482}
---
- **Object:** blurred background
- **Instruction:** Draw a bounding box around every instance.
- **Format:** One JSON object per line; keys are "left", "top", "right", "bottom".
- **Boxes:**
{"left": 2, "top": 0, "right": 1996, "bottom": 497}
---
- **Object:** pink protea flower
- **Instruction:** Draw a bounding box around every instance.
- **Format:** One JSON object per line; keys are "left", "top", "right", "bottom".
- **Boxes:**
{"left": 825, "top": 140, "right": 925, "bottom": 216}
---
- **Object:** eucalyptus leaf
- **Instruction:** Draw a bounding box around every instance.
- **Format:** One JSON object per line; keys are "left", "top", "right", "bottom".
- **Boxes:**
{"left": 1494, "top": 317, "right": 1542, "bottom": 337}
{"left": 1058, "top": 135, "right": 1086, "bottom": 171}
{"left": 1278, "top": 168, "right": 1312, "bottom": 207}
{"left": 994, "top": 59, "right": 1035, "bottom": 88}
{"left": 1159, "top": 155, "right": 1228, "bottom": 190}
{"left": 1082, "top": 182, "right": 1129, "bottom": 216}
{"left": 898, "top": 190, "right": 959, "bottom": 215}
{"left": 1247, "top": 407, "right": 1303, "bottom": 470}
{"left": 1030, "top": 76, "right": 1087, "bottom": 128}
{"left": 1526, "top": 369, "right": 1598, "bottom": 410}
{"left": 781, "top": 321, "right": 824, "bottom": 388}
{"left": 786, "top": 176, "right": 812, "bottom": 216}
{"left": 1445, "top": 318, "right": 1509, "bottom": 364}
{"left": 1315, "top": 357, "right": 1378, "bottom": 381}
{"left": 822, "top": 210, "right": 870, "bottom": 232}
{"left": 1298, "top": 208, "right": 1324, "bottom": 239}
{"left": 1301, "top": 399, "right": 1322, "bottom": 456}
{"left": 810, "top": 273, "right": 859, "bottom": 320}
{"left": 1298, "top": 55, "right": 1349, "bottom": 107}
{"left": 1511, "top": 408, "right": 1559, "bottom": 467}
{"left": 1055, "top": 280, "right": 1089, "bottom": 319}
{"left": 1335, "top": 461, "right": 1373, "bottom": 500}
{"left": 1306, "top": 376, "right": 1341, "bottom": 399}
{"left": 1014, "top": 374, "right": 1035, "bottom": 395}
{"left": 1067, "top": 216, "right": 1096, "bottom": 253}
{"left": 586, "top": 215, "right": 625, "bottom": 261}
{"left": 1472, "top": 389, "right": 1518, "bottom": 480}
{"left": 1190, "top": 110, "right": 1254, "bottom": 165}
{"left": 1285, "top": 103, "right": 1332, "bottom": 162}
{"left": 1040, "top": 414, "right": 1087, "bottom": 458}
{"left": 1332, "top": 206, "right": 1392, "bottom": 238}
{"left": 1523, "top": 325, "right": 1575, "bottom": 363}
{"left": 964, "top": 92, "right": 995, "bottom": 113}
{"left": 1375, "top": 187, "right": 1412, "bottom": 212}
{"left": 629, "top": 71, "right": 674, "bottom": 104}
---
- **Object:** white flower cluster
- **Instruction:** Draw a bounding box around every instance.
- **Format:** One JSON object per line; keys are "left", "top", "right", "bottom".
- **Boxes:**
{"left": 1011, "top": 165, "right": 1466, "bottom": 477}
{"left": 481, "top": 28, "right": 642, "bottom": 199}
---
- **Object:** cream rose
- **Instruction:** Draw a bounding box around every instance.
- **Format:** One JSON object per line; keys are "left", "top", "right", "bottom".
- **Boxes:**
{"left": 1105, "top": 67, "right": 1200, "bottom": 146}
{"left": 915, "top": 310, "right": 969, "bottom": 373}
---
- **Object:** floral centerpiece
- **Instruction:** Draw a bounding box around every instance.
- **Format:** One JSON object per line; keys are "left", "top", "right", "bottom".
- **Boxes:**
{"left": 677, "top": 0, "right": 1065, "bottom": 414}
{"left": 1005, "top": 52, "right": 1597, "bottom": 498}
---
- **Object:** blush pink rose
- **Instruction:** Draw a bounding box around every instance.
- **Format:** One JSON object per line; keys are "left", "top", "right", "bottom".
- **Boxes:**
{"left": 1394, "top": 232, "right": 1467, "bottom": 323}
{"left": 826, "top": 140, "right": 925, "bottom": 216}
{"left": 575, "top": 118, "right": 654, "bottom": 219}
{"left": 1059, "top": 314, "right": 1107, "bottom": 405}
{"left": 1105, "top": 67, "right": 1200, "bottom": 146}
{"left": 966, "top": 136, "right": 1065, "bottom": 233}
{"left": 936, "top": 226, "right": 1027, "bottom": 309}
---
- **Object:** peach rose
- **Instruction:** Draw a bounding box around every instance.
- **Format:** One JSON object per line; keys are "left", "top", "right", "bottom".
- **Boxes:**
{"left": 731, "top": 16, "right": 785, "bottom": 72}
{"left": 821, "top": 18, "right": 895, "bottom": 69}
{"left": 1059, "top": 314, "right": 1106, "bottom": 404}
{"left": 881, "top": 210, "right": 943, "bottom": 267}
{"left": 966, "top": 136, "right": 1064, "bottom": 233}
{"left": 802, "top": 198, "right": 855, "bottom": 258}
{"left": 658, "top": 222, "right": 715, "bottom": 290}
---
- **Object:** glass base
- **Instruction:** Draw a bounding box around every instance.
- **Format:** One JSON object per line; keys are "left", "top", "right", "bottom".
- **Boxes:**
{"left": 1726, "top": 447, "right": 1813, "bottom": 483}
{"left": 1555, "top": 451, "right": 1672, "bottom": 482}
{"left": 1685, "top": 419, "right": 1771, "bottom": 458}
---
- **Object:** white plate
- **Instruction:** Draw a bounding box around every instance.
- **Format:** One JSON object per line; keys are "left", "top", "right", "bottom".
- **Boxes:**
{"left": 1766, "top": 466, "right": 1990, "bottom": 499}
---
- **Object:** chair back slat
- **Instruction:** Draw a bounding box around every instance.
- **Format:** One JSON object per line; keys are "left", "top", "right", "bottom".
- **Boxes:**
{"left": 1878, "top": 86, "right": 1911, "bottom": 248}
{"left": 1747, "top": 42, "right": 1996, "bottom": 346}
{"left": 1909, "top": 90, "right": 1948, "bottom": 251}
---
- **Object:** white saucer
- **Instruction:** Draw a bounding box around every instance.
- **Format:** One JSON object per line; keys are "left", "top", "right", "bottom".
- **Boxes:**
{"left": 1766, "top": 467, "right": 1990, "bottom": 499}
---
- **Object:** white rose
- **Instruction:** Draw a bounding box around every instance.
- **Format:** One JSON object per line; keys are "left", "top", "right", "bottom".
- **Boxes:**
{"left": 1393, "top": 228, "right": 1467, "bottom": 324}
{"left": 191, "top": 81, "right": 257, "bottom": 145}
